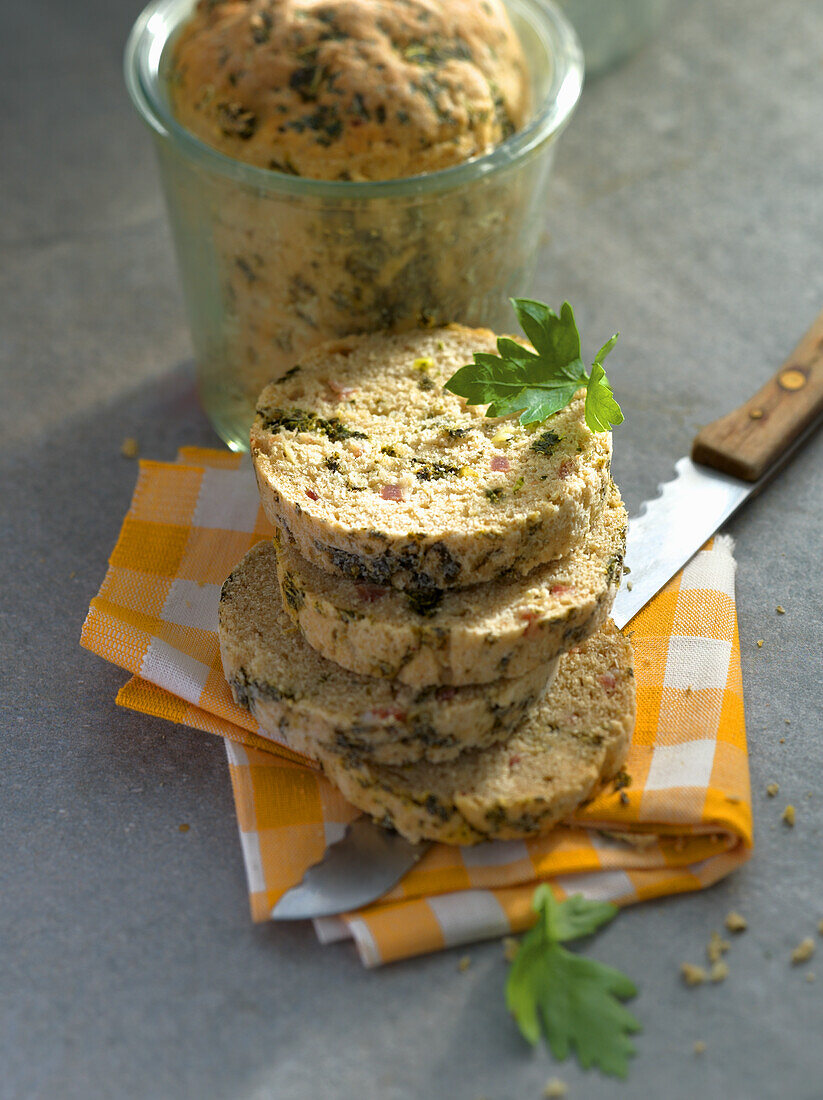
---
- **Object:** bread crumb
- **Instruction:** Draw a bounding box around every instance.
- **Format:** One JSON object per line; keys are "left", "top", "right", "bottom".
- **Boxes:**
{"left": 782, "top": 805, "right": 796, "bottom": 827}
{"left": 626, "top": 580, "right": 633, "bottom": 591}
{"left": 806, "top": 971, "right": 816, "bottom": 983}
{"left": 707, "top": 931, "right": 730, "bottom": 963}
{"left": 756, "top": 639, "right": 764, "bottom": 648}
{"left": 600, "top": 829, "right": 658, "bottom": 849}
{"left": 502, "top": 936, "right": 520, "bottom": 962}
{"left": 791, "top": 938, "right": 815, "bottom": 965}
{"left": 458, "top": 954, "right": 471, "bottom": 972}
{"left": 680, "top": 963, "right": 707, "bottom": 986}
{"left": 725, "top": 911, "right": 748, "bottom": 933}
{"left": 178, "top": 823, "right": 190, "bottom": 833}
{"left": 543, "top": 1079, "right": 568, "bottom": 1099}
{"left": 776, "top": 605, "right": 785, "bottom": 614}
{"left": 779, "top": 738, "right": 786, "bottom": 744}
{"left": 709, "top": 960, "right": 729, "bottom": 983}
{"left": 766, "top": 783, "right": 779, "bottom": 797}
{"left": 121, "top": 437, "right": 139, "bottom": 458}
{"left": 693, "top": 1040, "right": 707, "bottom": 1055}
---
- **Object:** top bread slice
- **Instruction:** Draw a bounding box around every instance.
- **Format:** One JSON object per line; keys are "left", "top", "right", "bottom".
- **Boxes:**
{"left": 251, "top": 325, "right": 612, "bottom": 591}
{"left": 274, "top": 480, "right": 627, "bottom": 687}
{"left": 278, "top": 621, "right": 635, "bottom": 844}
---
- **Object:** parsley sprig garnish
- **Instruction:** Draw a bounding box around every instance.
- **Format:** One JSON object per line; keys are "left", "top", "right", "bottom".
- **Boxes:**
{"left": 444, "top": 299, "right": 623, "bottom": 433}
{"left": 506, "top": 886, "right": 641, "bottom": 1079}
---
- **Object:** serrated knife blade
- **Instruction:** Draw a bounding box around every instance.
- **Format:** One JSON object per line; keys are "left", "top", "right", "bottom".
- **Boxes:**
{"left": 611, "top": 457, "right": 747, "bottom": 630}
{"left": 613, "top": 306, "right": 823, "bottom": 630}
{"left": 612, "top": 404, "right": 823, "bottom": 631}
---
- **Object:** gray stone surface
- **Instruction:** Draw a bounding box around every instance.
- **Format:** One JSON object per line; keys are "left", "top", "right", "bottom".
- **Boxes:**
{"left": 2, "top": 0, "right": 822, "bottom": 1096}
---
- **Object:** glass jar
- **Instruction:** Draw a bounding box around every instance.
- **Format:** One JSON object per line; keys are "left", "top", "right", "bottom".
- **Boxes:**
{"left": 558, "top": 0, "right": 675, "bottom": 76}
{"left": 125, "top": 0, "right": 584, "bottom": 451}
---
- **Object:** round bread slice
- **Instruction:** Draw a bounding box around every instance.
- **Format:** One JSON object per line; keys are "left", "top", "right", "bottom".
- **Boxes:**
{"left": 279, "top": 622, "right": 634, "bottom": 844}
{"left": 250, "top": 325, "right": 612, "bottom": 591}
{"left": 275, "top": 481, "right": 626, "bottom": 688}
{"left": 219, "top": 540, "right": 558, "bottom": 765}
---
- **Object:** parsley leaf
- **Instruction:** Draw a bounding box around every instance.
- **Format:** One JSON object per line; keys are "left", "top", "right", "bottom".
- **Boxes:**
{"left": 505, "top": 886, "right": 641, "bottom": 1079}
{"left": 444, "top": 299, "right": 623, "bottom": 434}
{"left": 537, "top": 885, "right": 617, "bottom": 941}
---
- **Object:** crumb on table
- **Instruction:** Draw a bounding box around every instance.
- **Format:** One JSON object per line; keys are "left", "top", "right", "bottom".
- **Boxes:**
{"left": 791, "top": 938, "right": 815, "bottom": 965}
{"left": 543, "top": 1079, "right": 568, "bottom": 1099}
{"left": 502, "top": 936, "right": 519, "bottom": 962}
{"left": 725, "top": 910, "right": 748, "bottom": 933}
{"left": 707, "top": 931, "right": 730, "bottom": 963}
{"left": 709, "top": 959, "right": 729, "bottom": 983}
{"left": 680, "top": 962, "right": 707, "bottom": 986}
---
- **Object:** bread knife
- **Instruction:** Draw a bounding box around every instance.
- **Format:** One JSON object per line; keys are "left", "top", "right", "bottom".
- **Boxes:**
{"left": 613, "top": 306, "right": 823, "bottom": 628}
{"left": 272, "top": 307, "right": 823, "bottom": 921}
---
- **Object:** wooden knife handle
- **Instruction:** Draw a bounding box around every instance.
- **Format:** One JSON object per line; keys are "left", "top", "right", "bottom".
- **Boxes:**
{"left": 692, "top": 308, "right": 823, "bottom": 481}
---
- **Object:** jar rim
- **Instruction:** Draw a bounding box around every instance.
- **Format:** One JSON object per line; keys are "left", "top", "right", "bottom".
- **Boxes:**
{"left": 124, "top": 0, "right": 584, "bottom": 198}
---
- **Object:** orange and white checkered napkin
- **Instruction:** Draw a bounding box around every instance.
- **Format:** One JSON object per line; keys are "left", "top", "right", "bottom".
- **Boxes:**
{"left": 81, "top": 447, "right": 752, "bottom": 967}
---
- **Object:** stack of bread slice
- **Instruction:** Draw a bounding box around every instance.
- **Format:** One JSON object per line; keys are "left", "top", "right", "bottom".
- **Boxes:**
{"left": 219, "top": 325, "right": 635, "bottom": 844}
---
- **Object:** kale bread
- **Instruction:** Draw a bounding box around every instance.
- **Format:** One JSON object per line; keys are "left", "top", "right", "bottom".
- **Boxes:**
{"left": 170, "top": 0, "right": 528, "bottom": 182}
{"left": 251, "top": 325, "right": 613, "bottom": 591}
{"left": 219, "top": 540, "right": 558, "bottom": 765}
{"left": 279, "top": 622, "right": 635, "bottom": 844}
{"left": 274, "top": 481, "right": 627, "bottom": 687}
